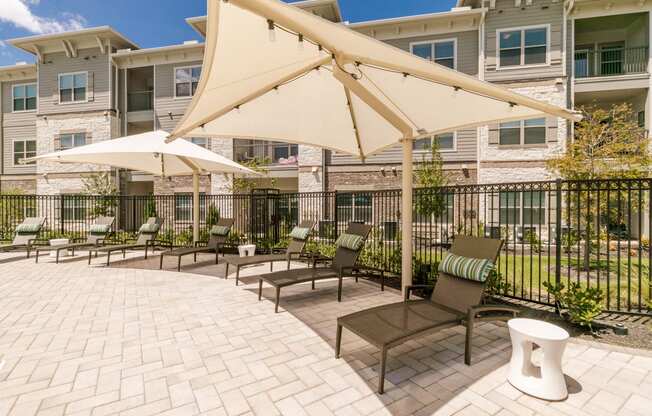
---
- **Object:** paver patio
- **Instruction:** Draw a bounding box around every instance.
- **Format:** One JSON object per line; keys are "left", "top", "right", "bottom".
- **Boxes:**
{"left": 0, "top": 250, "right": 650, "bottom": 416}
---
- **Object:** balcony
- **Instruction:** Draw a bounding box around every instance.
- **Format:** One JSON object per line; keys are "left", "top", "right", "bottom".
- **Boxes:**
{"left": 234, "top": 140, "right": 298, "bottom": 166}
{"left": 127, "top": 91, "right": 153, "bottom": 112}
{"left": 574, "top": 46, "right": 648, "bottom": 78}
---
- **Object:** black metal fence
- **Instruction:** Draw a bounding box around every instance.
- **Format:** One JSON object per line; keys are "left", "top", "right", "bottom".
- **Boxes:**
{"left": 1, "top": 178, "right": 651, "bottom": 315}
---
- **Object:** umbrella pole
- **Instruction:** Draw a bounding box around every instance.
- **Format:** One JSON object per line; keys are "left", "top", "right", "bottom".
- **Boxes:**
{"left": 193, "top": 171, "right": 200, "bottom": 244}
{"left": 401, "top": 137, "right": 414, "bottom": 296}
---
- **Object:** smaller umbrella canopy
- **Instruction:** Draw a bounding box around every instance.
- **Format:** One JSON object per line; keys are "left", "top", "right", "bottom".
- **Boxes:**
{"left": 30, "top": 130, "right": 258, "bottom": 242}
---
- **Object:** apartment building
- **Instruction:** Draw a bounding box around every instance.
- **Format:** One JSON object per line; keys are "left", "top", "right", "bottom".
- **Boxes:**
{"left": 0, "top": 0, "right": 650, "bottom": 199}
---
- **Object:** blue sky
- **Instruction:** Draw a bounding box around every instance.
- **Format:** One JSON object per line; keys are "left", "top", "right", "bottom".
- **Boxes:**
{"left": 0, "top": 0, "right": 457, "bottom": 66}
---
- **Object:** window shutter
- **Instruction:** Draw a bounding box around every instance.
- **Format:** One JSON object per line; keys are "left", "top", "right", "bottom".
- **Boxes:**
{"left": 488, "top": 124, "right": 500, "bottom": 145}
{"left": 546, "top": 117, "right": 559, "bottom": 143}
{"left": 85, "top": 132, "right": 92, "bottom": 144}
{"left": 87, "top": 72, "right": 94, "bottom": 102}
{"left": 53, "top": 134, "right": 61, "bottom": 151}
{"left": 53, "top": 76, "right": 59, "bottom": 104}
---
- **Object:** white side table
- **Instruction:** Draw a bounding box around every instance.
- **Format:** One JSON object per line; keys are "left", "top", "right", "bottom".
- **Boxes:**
{"left": 49, "top": 238, "right": 70, "bottom": 258}
{"left": 507, "top": 318, "right": 569, "bottom": 401}
{"left": 238, "top": 244, "right": 256, "bottom": 257}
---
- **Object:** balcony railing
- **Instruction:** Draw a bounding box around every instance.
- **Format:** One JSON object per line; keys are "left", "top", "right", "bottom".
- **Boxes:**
{"left": 574, "top": 46, "right": 649, "bottom": 78}
{"left": 127, "top": 90, "right": 153, "bottom": 112}
{"left": 234, "top": 140, "right": 298, "bottom": 166}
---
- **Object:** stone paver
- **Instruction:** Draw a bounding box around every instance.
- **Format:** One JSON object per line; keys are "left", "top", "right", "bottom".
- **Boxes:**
{"left": 0, "top": 251, "right": 650, "bottom": 416}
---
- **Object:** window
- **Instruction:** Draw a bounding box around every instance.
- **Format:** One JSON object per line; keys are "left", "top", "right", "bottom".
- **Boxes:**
{"left": 175, "top": 66, "right": 201, "bottom": 98}
{"left": 499, "top": 191, "right": 545, "bottom": 226}
{"left": 411, "top": 40, "right": 456, "bottom": 69}
{"left": 189, "top": 137, "right": 208, "bottom": 148}
{"left": 498, "top": 26, "right": 548, "bottom": 68}
{"left": 13, "top": 140, "right": 36, "bottom": 166}
{"left": 175, "top": 193, "right": 206, "bottom": 222}
{"left": 499, "top": 118, "right": 546, "bottom": 146}
{"left": 12, "top": 84, "right": 36, "bottom": 112}
{"left": 336, "top": 193, "right": 372, "bottom": 223}
{"left": 59, "top": 133, "right": 86, "bottom": 150}
{"left": 413, "top": 132, "right": 456, "bottom": 151}
{"left": 272, "top": 143, "right": 298, "bottom": 164}
{"left": 62, "top": 195, "right": 87, "bottom": 221}
{"left": 59, "top": 72, "right": 87, "bottom": 103}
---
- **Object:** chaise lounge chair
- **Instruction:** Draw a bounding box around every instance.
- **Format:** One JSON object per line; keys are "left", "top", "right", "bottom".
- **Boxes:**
{"left": 88, "top": 217, "right": 164, "bottom": 266}
{"left": 159, "top": 218, "right": 235, "bottom": 271}
{"left": 0, "top": 217, "right": 46, "bottom": 258}
{"left": 225, "top": 220, "right": 315, "bottom": 285}
{"left": 335, "top": 235, "right": 519, "bottom": 394}
{"left": 35, "top": 216, "right": 115, "bottom": 263}
{"left": 258, "top": 222, "right": 373, "bottom": 313}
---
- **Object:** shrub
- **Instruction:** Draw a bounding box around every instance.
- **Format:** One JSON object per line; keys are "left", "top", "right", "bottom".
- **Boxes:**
{"left": 484, "top": 271, "right": 511, "bottom": 298}
{"left": 543, "top": 281, "right": 604, "bottom": 329}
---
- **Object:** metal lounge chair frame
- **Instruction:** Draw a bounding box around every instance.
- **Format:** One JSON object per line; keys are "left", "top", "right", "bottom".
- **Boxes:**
{"left": 0, "top": 217, "right": 46, "bottom": 258}
{"left": 335, "top": 235, "right": 519, "bottom": 394}
{"left": 35, "top": 216, "right": 115, "bottom": 263}
{"left": 258, "top": 222, "right": 373, "bottom": 313}
{"left": 225, "top": 220, "right": 316, "bottom": 285}
{"left": 88, "top": 217, "right": 165, "bottom": 266}
{"left": 159, "top": 218, "right": 235, "bottom": 271}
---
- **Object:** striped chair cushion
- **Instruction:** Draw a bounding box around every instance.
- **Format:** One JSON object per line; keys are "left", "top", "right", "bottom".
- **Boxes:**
{"left": 335, "top": 233, "right": 364, "bottom": 251}
{"left": 289, "top": 227, "right": 310, "bottom": 240}
{"left": 15, "top": 223, "right": 42, "bottom": 234}
{"left": 438, "top": 252, "right": 495, "bottom": 283}
{"left": 210, "top": 225, "right": 231, "bottom": 236}
{"left": 89, "top": 224, "right": 111, "bottom": 235}
{"left": 139, "top": 223, "right": 160, "bottom": 234}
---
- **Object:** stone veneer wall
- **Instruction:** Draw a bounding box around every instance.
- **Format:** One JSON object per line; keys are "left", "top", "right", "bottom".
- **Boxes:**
{"left": 326, "top": 168, "right": 476, "bottom": 192}
{"left": 1, "top": 178, "right": 37, "bottom": 194}
{"left": 210, "top": 138, "right": 234, "bottom": 196}
{"left": 153, "top": 175, "right": 212, "bottom": 194}
{"left": 35, "top": 112, "right": 115, "bottom": 194}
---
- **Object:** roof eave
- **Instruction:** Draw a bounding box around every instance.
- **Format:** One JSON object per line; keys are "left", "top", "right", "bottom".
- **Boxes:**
{"left": 347, "top": 8, "right": 487, "bottom": 29}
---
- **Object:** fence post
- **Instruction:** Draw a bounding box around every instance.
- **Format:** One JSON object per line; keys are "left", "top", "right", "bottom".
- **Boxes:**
{"left": 59, "top": 195, "right": 65, "bottom": 234}
{"left": 554, "top": 179, "right": 562, "bottom": 313}
{"left": 333, "top": 190, "right": 338, "bottom": 241}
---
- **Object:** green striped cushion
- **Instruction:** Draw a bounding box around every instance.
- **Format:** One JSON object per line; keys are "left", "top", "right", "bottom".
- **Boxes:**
{"left": 15, "top": 223, "right": 41, "bottom": 235}
{"left": 335, "top": 233, "right": 364, "bottom": 251}
{"left": 89, "top": 224, "right": 111, "bottom": 235}
{"left": 210, "top": 225, "right": 231, "bottom": 236}
{"left": 289, "top": 227, "right": 310, "bottom": 240}
{"left": 438, "top": 252, "right": 495, "bottom": 283}
{"left": 139, "top": 223, "right": 160, "bottom": 234}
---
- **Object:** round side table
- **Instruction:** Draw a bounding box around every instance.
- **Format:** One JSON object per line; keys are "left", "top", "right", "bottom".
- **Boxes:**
{"left": 507, "top": 318, "right": 569, "bottom": 401}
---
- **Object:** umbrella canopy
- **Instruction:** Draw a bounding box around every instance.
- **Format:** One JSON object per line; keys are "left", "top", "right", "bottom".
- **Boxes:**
{"left": 33, "top": 130, "right": 256, "bottom": 177}
{"left": 168, "top": 0, "right": 581, "bottom": 292}
{"left": 33, "top": 130, "right": 258, "bottom": 242}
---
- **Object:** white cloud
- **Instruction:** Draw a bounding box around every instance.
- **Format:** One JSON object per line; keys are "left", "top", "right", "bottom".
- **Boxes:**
{"left": 0, "top": 0, "right": 86, "bottom": 35}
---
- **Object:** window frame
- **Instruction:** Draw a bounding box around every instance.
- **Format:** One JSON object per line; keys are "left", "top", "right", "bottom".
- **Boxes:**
{"left": 59, "top": 132, "right": 87, "bottom": 151}
{"left": 413, "top": 131, "right": 458, "bottom": 153}
{"left": 11, "top": 138, "right": 37, "bottom": 167}
{"left": 336, "top": 192, "right": 373, "bottom": 223}
{"left": 58, "top": 71, "right": 88, "bottom": 104}
{"left": 11, "top": 83, "right": 37, "bottom": 113}
{"left": 496, "top": 25, "right": 550, "bottom": 70}
{"left": 61, "top": 195, "right": 88, "bottom": 222}
{"left": 174, "top": 193, "right": 207, "bottom": 223}
{"left": 497, "top": 191, "right": 547, "bottom": 228}
{"left": 173, "top": 65, "right": 202, "bottom": 99}
{"left": 498, "top": 118, "right": 547, "bottom": 147}
{"left": 189, "top": 137, "right": 208, "bottom": 149}
{"left": 409, "top": 38, "right": 458, "bottom": 70}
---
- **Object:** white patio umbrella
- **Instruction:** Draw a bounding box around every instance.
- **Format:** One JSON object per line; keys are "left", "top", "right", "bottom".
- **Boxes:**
{"left": 168, "top": 0, "right": 582, "bottom": 292}
{"left": 31, "top": 130, "right": 258, "bottom": 242}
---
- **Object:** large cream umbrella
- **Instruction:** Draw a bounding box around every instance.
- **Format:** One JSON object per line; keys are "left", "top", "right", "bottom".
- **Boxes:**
{"left": 31, "top": 130, "right": 258, "bottom": 242}
{"left": 168, "top": 0, "right": 581, "bottom": 293}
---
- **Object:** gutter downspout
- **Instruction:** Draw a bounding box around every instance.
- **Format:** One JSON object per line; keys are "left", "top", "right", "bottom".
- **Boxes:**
{"left": 477, "top": 10, "right": 486, "bottom": 184}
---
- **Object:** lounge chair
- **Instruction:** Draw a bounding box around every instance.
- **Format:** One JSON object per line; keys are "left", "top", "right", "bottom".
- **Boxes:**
{"left": 0, "top": 217, "right": 46, "bottom": 258}
{"left": 35, "top": 216, "right": 115, "bottom": 263}
{"left": 225, "top": 220, "right": 315, "bottom": 285}
{"left": 258, "top": 223, "right": 373, "bottom": 313}
{"left": 88, "top": 217, "right": 164, "bottom": 266}
{"left": 335, "top": 235, "right": 519, "bottom": 394}
{"left": 159, "top": 218, "right": 235, "bottom": 271}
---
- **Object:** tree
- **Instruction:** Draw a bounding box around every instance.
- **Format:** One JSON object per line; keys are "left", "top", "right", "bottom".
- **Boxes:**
{"left": 230, "top": 158, "right": 276, "bottom": 193}
{"left": 414, "top": 139, "right": 448, "bottom": 218}
{"left": 546, "top": 103, "right": 651, "bottom": 270}
{"left": 81, "top": 172, "right": 118, "bottom": 218}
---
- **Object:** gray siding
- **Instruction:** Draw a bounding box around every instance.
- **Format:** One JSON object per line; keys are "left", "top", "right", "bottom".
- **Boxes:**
{"left": 384, "top": 30, "right": 479, "bottom": 76}
{"left": 2, "top": 79, "right": 37, "bottom": 174}
{"left": 329, "top": 129, "right": 478, "bottom": 165}
{"left": 484, "top": 0, "right": 564, "bottom": 82}
{"left": 38, "top": 47, "right": 111, "bottom": 115}
{"left": 154, "top": 61, "right": 202, "bottom": 132}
